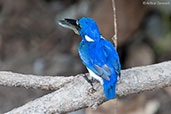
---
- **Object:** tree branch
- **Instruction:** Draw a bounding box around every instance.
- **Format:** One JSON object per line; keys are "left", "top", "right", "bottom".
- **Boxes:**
{"left": 111, "top": 0, "right": 118, "bottom": 49}
{"left": 0, "top": 72, "right": 74, "bottom": 90}
{"left": 5, "top": 61, "right": 171, "bottom": 114}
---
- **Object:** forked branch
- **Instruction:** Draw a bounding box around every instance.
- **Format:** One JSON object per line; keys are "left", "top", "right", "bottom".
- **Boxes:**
{"left": 4, "top": 61, "right": 171, "bottom": 114}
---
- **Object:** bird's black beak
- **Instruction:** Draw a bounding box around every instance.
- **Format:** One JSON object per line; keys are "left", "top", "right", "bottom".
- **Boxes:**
{"left": 58, "top": 19, "right": 80, "bottom": 35}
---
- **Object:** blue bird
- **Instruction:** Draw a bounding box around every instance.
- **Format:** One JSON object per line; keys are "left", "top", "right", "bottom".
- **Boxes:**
{"left": 58, "top": 17, "right": 121, "bottom": 100}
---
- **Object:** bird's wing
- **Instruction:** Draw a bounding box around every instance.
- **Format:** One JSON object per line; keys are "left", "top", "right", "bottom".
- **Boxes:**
{"left": 93, "top": 64, "right": 111, "bottom": 80}
{"left": 101, "top": 39, "right": 121, "bottom": 77}
{"left": 79, "top": 39, "right": 121, "bottom": 81}
{"left": 88, "top": 39, "right": 121, "bottom": 80}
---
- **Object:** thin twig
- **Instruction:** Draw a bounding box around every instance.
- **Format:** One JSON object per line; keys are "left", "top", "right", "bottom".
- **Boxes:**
{"left": 111, "top": 0, "right": 118, "bottom": 49}
{"left": 111, "top": 1, "right": 118, "bottom": 113}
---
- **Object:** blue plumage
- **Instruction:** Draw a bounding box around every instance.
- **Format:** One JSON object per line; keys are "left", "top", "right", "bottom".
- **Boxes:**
{"left": 58, "top": 17, "right": 121, "bottom": 100}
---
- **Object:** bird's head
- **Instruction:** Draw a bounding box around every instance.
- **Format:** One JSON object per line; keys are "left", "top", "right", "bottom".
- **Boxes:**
{"left": 58, "top": 17, "right": 101, "bottom": 42}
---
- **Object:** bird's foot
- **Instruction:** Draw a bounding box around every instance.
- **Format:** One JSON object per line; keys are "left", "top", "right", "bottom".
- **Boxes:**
{"left": 83, "top": 74, "right": 96, "bottom": 93}
{"left": 88, "top": 87, "right": 96, "bottom": 93}
{"left": 83, "top": 74, "right": 93, "bottom": 87}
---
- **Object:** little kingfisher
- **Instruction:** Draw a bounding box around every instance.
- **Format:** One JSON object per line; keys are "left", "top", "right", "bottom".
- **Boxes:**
{"left": 58, "top": 17, "right": 121, "bottom": 100}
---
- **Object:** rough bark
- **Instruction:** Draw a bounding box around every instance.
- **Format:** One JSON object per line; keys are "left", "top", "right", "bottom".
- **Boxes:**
{"left": 1, "top": 61, "right": 171, "bottom": 114}
{"left": 0, "top": 71, "right": 74, "bottom": 90}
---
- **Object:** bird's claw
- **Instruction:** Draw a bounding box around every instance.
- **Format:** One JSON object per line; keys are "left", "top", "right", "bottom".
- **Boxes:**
{"left": 83, "top": 74, "right": 94, "bottom": 87}
{"left": 88, "top": 87, "right": 96, "bottom": 93}
{"left": 83, "top": 74, "right": 96, "bottom": 93}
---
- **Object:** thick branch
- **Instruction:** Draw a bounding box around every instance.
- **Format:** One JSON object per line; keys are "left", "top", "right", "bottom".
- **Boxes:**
{"left": 5, "top": 61, "right": 171, "bottom": 114}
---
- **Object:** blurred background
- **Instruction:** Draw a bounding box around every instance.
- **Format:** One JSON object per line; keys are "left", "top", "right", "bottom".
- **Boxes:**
{"left": 0, "top": 0, "right": 170, "bottom": 114}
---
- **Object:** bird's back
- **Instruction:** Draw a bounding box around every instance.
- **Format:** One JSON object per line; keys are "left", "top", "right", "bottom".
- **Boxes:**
{"left": 79, "top": 38, "right": 119, "bottom": 99}
{"left": 78, "top": 39, "right": 108, "bottom": 68}
{"left": 78, "top": 38, "right": 119, "bottom": 73}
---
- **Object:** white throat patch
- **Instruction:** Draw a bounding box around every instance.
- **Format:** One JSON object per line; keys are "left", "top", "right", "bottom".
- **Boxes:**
{"left": 85, "top": 35, "right": 94, "bottom": 42}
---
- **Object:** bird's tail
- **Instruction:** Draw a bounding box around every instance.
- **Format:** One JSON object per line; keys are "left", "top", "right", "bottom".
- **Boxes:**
{"left": 103, "top": 73, "right": 117, "bottom": 100}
